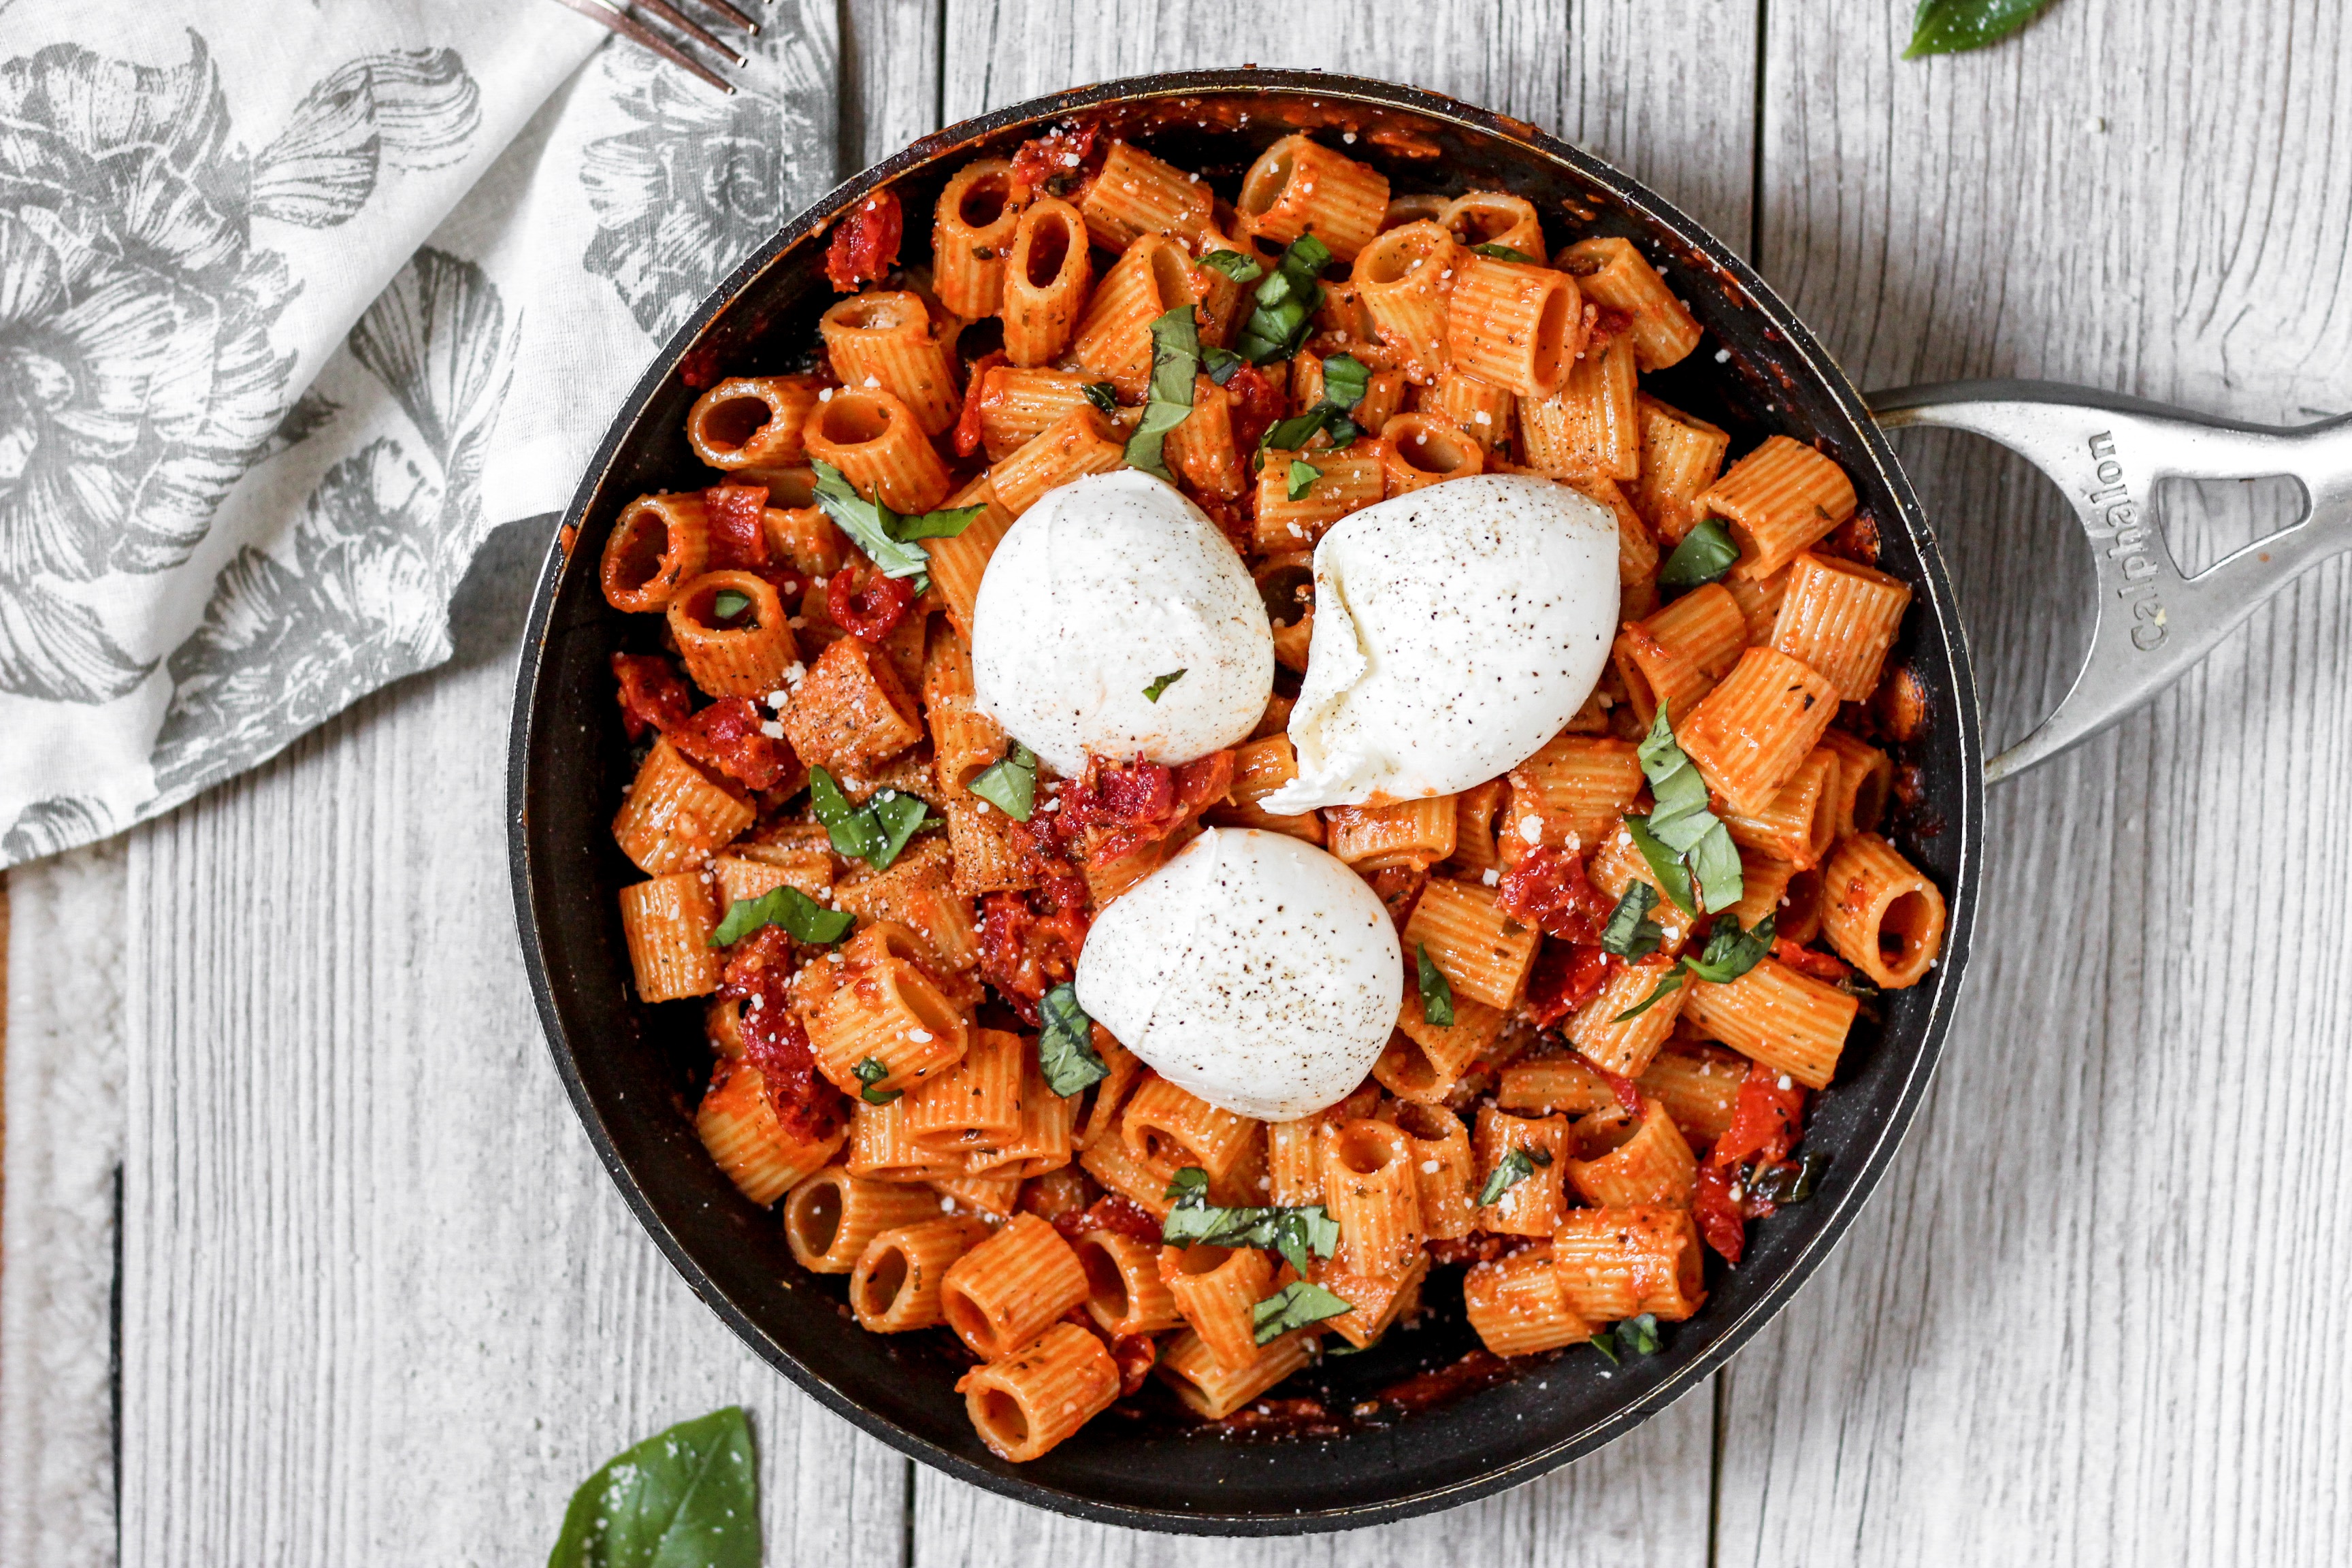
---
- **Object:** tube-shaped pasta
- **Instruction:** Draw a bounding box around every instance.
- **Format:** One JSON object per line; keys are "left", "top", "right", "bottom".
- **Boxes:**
{"left": 1070, "top": 1030, "right": 1142, "bottom": 1153}
{"left": 1675, "top": 647, "right": 1843, "bottom": 817}
{"left": 1252, "top": 442, "right": 1386, "bottom": 552}
{"left": 667, "top": 570, "right": 795, "bottom": 698}
{"left": 1588, "top": 817, "right": 1701, "bottom": 951}
{"left": 1383, "top": 192, "right": 1450, "bottom": 227}
{"left": 1443, "top": 191, "right": 1546, "bottom": 259}
{"left": 1392, "top": 1101, "right": 1478, "bottom": 1240}
{"left": 972, "top": 366, "right": 1094, "bottom": 461}
{"left": 1160, "top": 1244, "right": 1274, "bottom": 1372}
{"left": 1428, "top": 367, "right": 1514, "bottom": 453}
{"left": 1770, "top": 551, "right": 1915, "bottom": 700}
{"left": 1443, "top": 779, "right": 1507, "bottom": 881}
{"left": 1473, "top": 1107, "right": 1572, "bottom": 1237}
{"left": 1503, "top": 734, "right": 1644, "bottom": 855}
{"left": 1237, "top": 133, "right": 1388, "bottom": 261}
{"left": 784, "top": 1167, "right": 947, "bottom": 1273}
{"left": 1081, "top": 138, "right": 1213, "bottom": 250}
{"left": 601, "top": 491, "right": 710, "bottom": 612}
{"left": 1325, "top": 796, "right": 1457, "bottom": 872}
{"left": 1630, "top": 395, "right": 1732, "bottom": 545}
{"left": 957, "top": 1321, "right": 1120, "bottom": 1462}
{"left": 987, "top": 405, "right": 1128, "bottom": 517}
{"left": 844, "top": 1094, "right": 958, "bottom": 1181}
{"left": 1072, "top": 234, "right": 1200, "bottom": 397}
{"left": 1377, "top": 412, "right": 1484, "bottom": 494}
{"left": 1213, "top": 734, "right": 1324, "bottom": 844}
{"left": 1551, "top": 1206, "right": 1707, "bottom": 1322}
{"left": 687, "top": 376, "right": 825, "bottom": 470}
{"left": 762, "top": 499, "right": 847, "bottom": 574}
{"left": 1267, "top": 1117, "right": 1328, "bottom": 1207}
{"left": 1718, "top": 745, "right": 1837, "bottom": 870}
{"left": 1401, "top": 877, "right": 1541, "bottom": 1012}
{"left": 1158, "top": 1326, "right": 1315, "bottom": 1420}
{"left": 1818, "top": 728, "right": 1895, "bottom": 839}
{"left": 1820, "top": 831, "right": 1946, "bottom": 989}
{"left": 1567, "top": 955, "right": 1689, "bottom": 1078}
{"left": 902, "top": 1026, "right": 1025, "bottom": 1152}
{"left": 1637, "top": 1041, "right": 1749, "bottom": 1149}
{"left": 932, "top": 158, "right": 1028, "bottom": 318}
{"left": 794, "top": 921, "right": 972, "bottom": 1098}
{"left": 923, "top": 621, "right": 1004, "bottom": 794}
{"left": 923, "top": 474, "right": 1012, "bottom": 643}
{"left": 694, "top": 1063, "right": 845, "bottom": 1205}
{"left": 1164, "top": 373, "right": 1247, "bottom": 500}
{"left": 1725, "top": 564, "right": 1793, "bottom": 644}
{"left": 853, "top": 1215, "right": 994, "bottom": 1331}
{"left": 1497, "top": 1054, "right": 1620, "bottom": 1117}
{"left": 1077, "top": 1132, "right": 1174, "bottom": 1219}
{"left": 1377, "top": 984, "right": 1505, "bottom": 1105}
{"left": 1070, "top": 1228, "right": 1182, "bottom": 1339}
{"left": 1567, "top": 1098, "right": 1698, "bottom": 1209}
{"left": 1122, "top": 1073, "right": 1258, "bottom": 1183}
{"left": 1701, "top": 435, "right": 1859, "bottom": 580}
{"left": 800, "top": 388, "right": 951, "bottom": 514}
{"left": 1644, "top": 582, "right": 1749, "bottom": 678}
{"left": 1001, "top": 197, "right": 1092, "bottom": 365}
{"left": 1682, "top": 958, "right": 1858, "bottom": 1090}
{"left": 1558, "top": 237, "right": 1703, "bottom": 370}
{"left": 820, "top": 291, "right": 960, "bottom": 436}
{"left": 1252, "top": 553, "right": 1316, "bottom": 675}
{"left": 1465, "top": 1244, "right": 1593, "bottom": 1355}
{"left": 838, "top": 840, "right": 979, "bottom": 972}
{"left": 780, "top": 634, "right": 925, "bottom": 775}
{"left": 1778, "top": 866, "right": 1826, "bottom": 946}
{"left": 1723, "top": 847, "right": 1797, "bottom": 934}
{"left": 1445, "top": 253, "right": 1583, "bottom": 398}
{"left": 613, "top": 736, "right": 753, "bottom": 875}
{"left": 964, "top": 1055, "right": 1077, "bottom": 1179}
{"left": 619, "top": 872, "right": 722, "bottom": 1002}
{"left": 930, "top": 1172, "right": 1023, "bottom": 1219}
{"left": 1611, "top": 622, "right": 1715, "bottom": 731}
{"left": 1518, "top": 332, "right": 1639, "bottom": 480}
{"left": 938, "top": 1212, "right": 1092, "bottom": 1359}
{"left": 1321, "top": 1120, "right": 1426, "bottom": 1274}
{"left": 1318, "top": 1251, "right": 1427, "bottom": 1350}
{"left": 1350, "top": 220, "right": 1462, "bottom": 382}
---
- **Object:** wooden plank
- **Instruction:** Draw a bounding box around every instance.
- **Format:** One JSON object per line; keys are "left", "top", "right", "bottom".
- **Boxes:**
{"left": 113, "top": 523, "right": 907, "bottom": 1568}
{"left": 911, "top": 3, "right": 1751, "bottom": 1559}
{"left": 843, "top": 0, "right": 946, "bottom": 169}
{"left": 1718, "top": 3, "right": 2352, "bottom": 1563}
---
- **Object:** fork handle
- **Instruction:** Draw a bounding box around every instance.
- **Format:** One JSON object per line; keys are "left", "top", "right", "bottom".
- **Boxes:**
{"left": 1867, "top": 379, "right": 2352, "bottom": 783}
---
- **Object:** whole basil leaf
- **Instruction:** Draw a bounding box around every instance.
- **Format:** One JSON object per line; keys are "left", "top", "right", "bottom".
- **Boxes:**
{"left": 1656, "top": 517, "right": 1740, "bottom": 590}
{"left": 548, "top": 1406, "right": 759, "bottom": 1568}
{"left": 709, "top": 885, "right": 853, "bottom": 948}
{"left": 1906, "top": 0, "right": 2058, "bottom": 58}
{"left": 1251, "top": 1280, "right": 1354, "bottom": 1344}
{"left": 967, "top": 742, "right": 1036, "bottom": 820}
{"left": 1036, "top": 983, "right": 1108, "bottom": 1096}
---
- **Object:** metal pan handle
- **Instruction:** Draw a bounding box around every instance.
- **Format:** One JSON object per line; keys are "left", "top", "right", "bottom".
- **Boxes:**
{"left": 1865, "top": 380, "right": 2352, "bottom": 783}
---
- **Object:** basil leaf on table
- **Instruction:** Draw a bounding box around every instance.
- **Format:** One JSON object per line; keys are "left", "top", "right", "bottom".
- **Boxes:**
{"left": 1124, "top": 305, "right": 1200, "bottom": 478}
{"left": 1905, "top": 0, "right": 2058, "bottom": 58}
{"left": 548, "top": 1405, "right": 759, "bottom": 1568}
{"left": 1252, "top": 1280, "right": 1355, "bottom": 1344}
{"left": 1036, "top": 983, "right": 1109, "bottom": 1096}
{"left": 1656, "top": 517, "right": 1740, "bottom": 591}
{"left": 1416, "top": 943, "right": 1456, "bottom": 1027}
{"left": 966, "top": 742, "right": 1036, "bottom": 820}
{"left": 709, "top": 885, "right": 853, "bottom": 948}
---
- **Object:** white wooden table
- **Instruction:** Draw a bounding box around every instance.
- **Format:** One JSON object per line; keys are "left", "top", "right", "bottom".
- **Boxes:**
{"left": 88, "top": 1, "right": 2352, "bottom": 1563}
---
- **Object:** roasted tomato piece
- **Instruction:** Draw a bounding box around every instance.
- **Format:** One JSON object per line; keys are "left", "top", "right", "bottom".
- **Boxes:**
{"left": 1712, "top": 1059, "right": 1807, "bottom": 1172}
{"left": 1055, "top": 751, "right": 1235, "bottom": 866}
{"left": 952, "top": 350, "right": 1008, "bottom": 458}
{"left": 1221, "top": 363, "right": 1286, "bottom": 455}
{"left": 672, "top": 696, "right": 796, "bottom": 792}
{"left": 1523, "top": 939, "right": 1618, "bottom": 1028}
{"left": 1772, "top": 937, "right": 1852, "bottom": 983}
{"left": 826, "top": 561, "right": 915, "bottom": 642}
{"left": 702, "top": 482, "right": 771, "bottom": 571}
{"left": 1693, "top": 1160, "right": 1747, "bottom": 1264}
{"left": 1496, "top": 845, "right": 1614, "bottom": 943}
{"left": 612, "top": 652, "right": 693, "bottom": 740}
{"left": 718, "top": 927, "right": 845, "bottom": 1143}
{"left": 977, "top": 875, "right": 1092, "bottom": 1025}
{"left": 1009, "top": 120, "right": 1105, "bottom": 199}
{"left": 824, "top": 189, "right": 903, "bottom": 292}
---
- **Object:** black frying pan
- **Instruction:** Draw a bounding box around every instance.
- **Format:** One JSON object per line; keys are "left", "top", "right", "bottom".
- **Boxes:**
{"left": 506, "top": 68, "right": 2349, "bottom": 1535}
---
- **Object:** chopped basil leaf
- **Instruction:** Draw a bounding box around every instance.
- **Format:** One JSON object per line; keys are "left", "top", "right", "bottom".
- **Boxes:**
{"left": 1416, "top": 943, "right": 1456, "bottom": 1028}
{"left": 1905, "top": 0, "right": 2055, "bottom": 59}
{"left": 1631, "top": 707, "right": 1742, "bottom": 914}
{"left": 1475, "top": 1144, "right": 1552, "bottom": 1207}
{"left": 1656, "top": 517, "right": 1740, "bottom": 591}
{"left": 1614, "top": 1313, "right": 1661, "bottom": 1358}
{"left": 1589, "top": 1331, "right": 1620, "bottom": 1365}
{"left": 1681, "top": 913, "right": 1777, "bottom": 985}
{"left": 1472, "top": 242, "right": 1538, "bottom": 263}
{"left": 1601, "top": 882, "right": 1665, "bottom": 960}
{"left": 1747, "top": 1149, "right": 1827, "bottom": 1204}
{"left": 966, "top": 742, "right": 1036, "bottom": 820}
{"left": 853, "top": 1057, "right": 901, "bottom": 1105}
{"left": 710, "top": 589, "right": 751, "bottom": 619}
{"left": 1037, "top": 983, "right": 1108, "bottom": 1096}
{"left": 1143, "top": 669, "right": 1186, "bottom": 703}
{"left": 1623, "top": 815, "right": 1697, "bottom": 917}
{"left": 808, "top": 770, "right": 935, "bottom": 870}
{"left": 1200, "top": 248, "right": 1266, "bottom": 282}
{"left": 1286, "top": 458, "right": 1321, "bottom": 502}
{"left": 1162, "top": 1164, "right": 1340, "bottom": 1277}
{"left": 811, "top": 460, "right": 930, "bottom": 581}
{"left": 1326, "top": 414, "right": 1360, "bottom": 447}
{"left": 549, "top": 1406, "right": 758, "bottom": 1568}
{"left": 1688, "top": 821, "right": 1746, "bottom": 915}
{"left": 866, "top": 789, "right": 934, "bottom": 870}
{"left": 890, "top": 504, "right": 986, "bottom": 541}
{"left": 1081, "top": 380, "right": 1119, "bottom": 413}
{"left": 1202, "top": 344, "right": 1243, "bottom": 385}
{"left": 1320, "top": 353, "right": 1370, "bottom": 411}
{"left": 1612, "top": 965, "right": 1686, "bottom": 1023}
{"left": 1252, "top": 1280, "right": 1354, "bottom": 1345}
{"left": 710, "top": 884, "right": 854, "bottom": 947}
{"left": 1124, "top": 305, "right": 1200, "bottom": 478}
{"left": 1237, "top": 235, "right": 1331, "bottom": 363}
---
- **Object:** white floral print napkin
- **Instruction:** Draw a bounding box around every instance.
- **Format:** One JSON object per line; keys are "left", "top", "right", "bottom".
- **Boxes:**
{"left": 0, "top": 0, "right": 842, "bottom": 866}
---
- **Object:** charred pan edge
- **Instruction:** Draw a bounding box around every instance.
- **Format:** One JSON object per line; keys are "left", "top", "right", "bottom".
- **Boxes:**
{"left": 509, "top": 67, "right": 1984, "bottom": 1535}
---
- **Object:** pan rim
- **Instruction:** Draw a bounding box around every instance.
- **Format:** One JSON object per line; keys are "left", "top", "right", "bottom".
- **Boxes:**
{"left": 507, "top": 65, "right": 1984, "bottom": 1535}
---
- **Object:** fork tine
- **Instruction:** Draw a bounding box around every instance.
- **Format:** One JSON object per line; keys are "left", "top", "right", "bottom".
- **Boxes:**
{"left": 691, "top": 0, "right": 762, "bottom": 31}
{"left": 546, "top": 0, "right": 733, "bottom": 93}
{"left": 633, "top": 0, "right": 747, "bottom": 63}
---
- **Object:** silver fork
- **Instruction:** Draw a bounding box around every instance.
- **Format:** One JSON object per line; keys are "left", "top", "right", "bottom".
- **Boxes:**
{"left": 546, "top": 0, "right": 763, "bottom": 94}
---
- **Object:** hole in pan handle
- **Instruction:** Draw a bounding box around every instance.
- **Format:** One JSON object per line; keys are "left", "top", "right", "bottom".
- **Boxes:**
{"left": 1867, "top": 378, "right": 2352, "bottom": 784}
